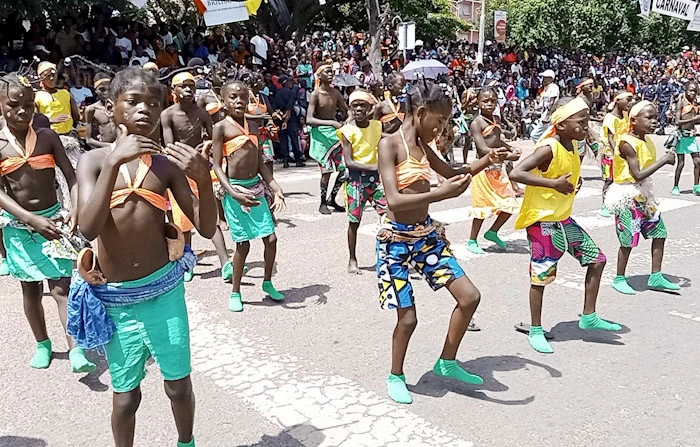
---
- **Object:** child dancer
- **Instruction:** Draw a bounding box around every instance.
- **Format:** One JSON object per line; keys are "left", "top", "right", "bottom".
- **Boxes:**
{"left": 212, "top": 81, "right": 285, "bottom": 312}
{"left": 68, "top": 68, "right": 217, "bottom": 447}
{"left": 377, "top": 78, "right": 507, "bottom": 404}
{"left": 606, "top": 100, "right": 680, "bottom": 294}
{"left": 510, "top": 97, "right": 622, "bottom": 354}
{"left": 85, "top": 73, "right": 117, "bottom": 149}
{"left": 373, "top": 72, "right": 406, "bottom": 136}
{"left": 600, "top": 90, "right": 632, "bottom": 217}
{"left": 0, "top": 73, "right": 94, "bottom": 373}
{"left": 467, "top": 88, "right": 521, "bottom": 254}
{"left": 671, "top": 81, "right": 700, "bottom": 195}
{"left": 339, "top": 90, "right": 386, "bottom": 274}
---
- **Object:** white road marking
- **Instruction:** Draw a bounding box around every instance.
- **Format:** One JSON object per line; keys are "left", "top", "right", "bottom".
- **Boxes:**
{"left": 668, "top": 310, "right": 700, "bottom": 322}
{"left": 187, "top": 301, "right": 474, "bottom": 447}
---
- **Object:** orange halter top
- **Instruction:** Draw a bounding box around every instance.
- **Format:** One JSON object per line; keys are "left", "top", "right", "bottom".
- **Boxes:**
{"left": 395, "top": 128, "right": 431, "bottom": 190}
{"left": 223, "top": 116, "right": 259, "bottom": 156}
{"left": 247, "top": 92, "right": 268, "bottom": 115}
{"left": 380, "top": 92, "right": 405, "bottom": 123}
{"left": 481, "top": 116, "right": 501, "bottom": 136}
{"left": 0, "top": 124, "right": 56, "bottom": 175}
{"left": 109, "top": 154, "right": 168, "bottom": 211}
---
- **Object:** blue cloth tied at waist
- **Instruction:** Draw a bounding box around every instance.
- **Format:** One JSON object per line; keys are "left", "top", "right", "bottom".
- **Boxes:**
{"left": 67, "top": 246, "right": 196, "bottom": 351}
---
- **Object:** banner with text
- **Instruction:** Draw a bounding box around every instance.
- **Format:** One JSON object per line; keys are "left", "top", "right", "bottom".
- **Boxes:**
{"left": 203, "top": 0, "right": 249, "bottom": 26}
{"left": 651, "top": 0, "right": 697, "bottom": 20}
{"left": 688, "top": 8, "right": 700, "bottom": 30}
{"left": 494, "top": 10, "right": 507, "bottom": 43}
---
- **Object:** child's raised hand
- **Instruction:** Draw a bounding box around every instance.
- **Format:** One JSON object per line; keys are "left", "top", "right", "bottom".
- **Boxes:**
{"left": 553, "top": 172, "right": 575, "bottom": 194}
{"left": 488, "top": 147, "right": 510, "bottom": 163}
{"left": 164, "top": 142, "right": 211, "bottom": 183}
{"left": 662, "top": 150, "right": 676, "bottom": 165}
{"left": 111, "top": 124, "right": 162, "bottom": 164}
{"left": 437, "top": 173, "right": 472, "bottom": 199}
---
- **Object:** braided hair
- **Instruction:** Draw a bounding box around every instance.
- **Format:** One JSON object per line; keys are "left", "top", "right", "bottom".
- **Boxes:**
{"left": 109, "top": 67, "right": 160, "bottom": 101}
{"left": 405, "top": 75, "right": 451, "bottom": 114}
{"left": 0, "top": 73, "right": 33, "bottom": 100}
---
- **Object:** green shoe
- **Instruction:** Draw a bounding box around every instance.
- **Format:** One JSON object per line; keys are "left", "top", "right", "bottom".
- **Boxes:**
{"left": 184, "top": 270, "right": 194, "bottom": 282}
{"left": 600, "top": 206, "right": 611, "bottom": 218}
{"left": 612, "top": 275, "right": 636, "bottom": 295}
{"left": 671, "top": 186, "right": 680, "bottom": 196}
{"left": 528, "top": 326, "right": 553, "bottom": 353}
{"left": 69, "top": 347, "right": 96, "bottom": 373}
{"left": 467, "top": 239, "right": 485, "bottom": 255}
{"left": 221, "top": 261, "right": 233, "bottom": 281}
{"left": 648, "top": 272, "right": 680, "bottom": 291}
{"left": 262, "top": 281, "right": 285, "bottom": 301}
{"left": 694, "top": 185, "right": 700, "bottom": 195}
{"left": 30, "top": 339, "right": 52, "bottom": 369}
{"left": 387, "top": 374, "right": 412, "bottom": 404}
{"left": 177, "top": 438, "right": 195, "bottom": 447}
{"left": 0, "top": 258, "right": 9, "bottom": 276}
{"left": 229, "top": 292, "right": 243, "bottom": 312}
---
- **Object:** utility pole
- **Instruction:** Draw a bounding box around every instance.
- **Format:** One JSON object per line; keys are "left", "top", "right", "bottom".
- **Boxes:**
{"left": 477, "top": 0, "right": 486, "bottom": 64}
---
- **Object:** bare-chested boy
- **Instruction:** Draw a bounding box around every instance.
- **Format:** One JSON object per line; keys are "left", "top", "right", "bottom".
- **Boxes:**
{"left": 162, "top": 71, "right": 232, "bottom": 281}
{"left": 212, "top": 80, "right": 285, "bottom": 312}
{"left": 671, "top": 81, "right": 700, "bottom": 195}
{"left": 0, "top": 73, "right": 94, "bottom": 373}
{"left": 85, "top": 73, "right": 117, "bottom": 149}
{"left": 373, "top": 72, "right": 406, "bottom": 136}
{"left": 68, "top": 67, "right": 216, "bottom": 447}
{"left": 307, "top": 64, "right": 349, "bottom": 214}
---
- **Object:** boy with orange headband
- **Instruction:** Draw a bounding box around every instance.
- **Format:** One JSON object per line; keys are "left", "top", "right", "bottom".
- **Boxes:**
{"left": 605, "top": 100, "right": 679, "bottom": 294}
{"left": 599, "top": 90, "right": 633, "bottom": 217}
{"left": 0, "top": 73, "right": 94, "bottom": 373}
{"left": 510, "top": 97, "right": 622, "bottom": 354}
{"left": 85, "top": 73, "right": 117, "bottom": 149}
{"left": 162, "top": 71, "right": 214, "bottom": 282}
{"left": 671, "top": 81, "right": 700, "bottom": 196}
{"left": 307, "top": 64, "right": 349, "bottom": 214}
{"left": 339, "top": 89, "right": 386, "bottom": 274}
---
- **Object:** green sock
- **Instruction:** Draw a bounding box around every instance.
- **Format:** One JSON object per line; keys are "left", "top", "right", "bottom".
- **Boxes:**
{"left": 229, "top": 292, "right": 243, "bottom": 312}
{"left": 694, "top": 185, "right": 700, "bottom": 195}
{"left": 387, "top": 374, "right": 412, "bottom": 404}
{"left": 484, "top": 230, "right": 507, "bottom": 249}
{"left": 0, "top": 258, "right": 9, "bottom": 276}
{"left": 184, "top": 270, "right": 194, "bottom": 282}
{"left": 177, "top": 437, "right": 195, "bottom": 447}
{"left": 612, "top": 275, "right": 636, "bottom": 295}
{"left": 69, "top": 347, "right": 96, "bottom": 373}
{"left": 467, "top": 239, "right": 485, "bottom": 254}
{"left": 671, "top": 186, "right": 680, "bottom": 196}
{"left": 528, "top": 326, "right": 553, "bottom": 353}
{"left": 433, "top": 358, "right": 483, "bottom": 385}
{"left": 30, "top": 339, "right": 52, "bottom": 369}
{"left": 648, "top": 272, "right": 680, "bottom": 291}
{"left": 600, "top": 206, "right": 611, "bottom": 217}
{"left": 221, "top": 261, "right": 233, "bottom": 281}
{"left": 262, "top": 281, "right": 285, "bottom": 301}
{"left": 578, "top": 312, "right": 622, "bottom": 331}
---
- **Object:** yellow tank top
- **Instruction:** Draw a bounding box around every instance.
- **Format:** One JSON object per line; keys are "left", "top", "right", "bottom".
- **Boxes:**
{"left": 601, "top": 113, "right": 629, "bottom": 157}
{"left": 35, "top": 89, "right": 73, "bottom": 135}
{"left": 514, "top": 138, "right": 581, "bottom": 229}
{"left": 336, "top": 121, "right": 382, "bottom": 166}
{"left": 613, "top": 134, "right": 656, "bottom": 184}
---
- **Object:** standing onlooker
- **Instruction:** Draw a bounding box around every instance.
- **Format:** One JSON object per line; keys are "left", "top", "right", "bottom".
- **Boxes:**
{"left": 250, "top": 28, "right": 268, "bottom": 68}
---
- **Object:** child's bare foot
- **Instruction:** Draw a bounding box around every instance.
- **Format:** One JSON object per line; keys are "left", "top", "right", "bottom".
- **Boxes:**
{"left": 348, "top": 259, "right": 362, "bottom": 275}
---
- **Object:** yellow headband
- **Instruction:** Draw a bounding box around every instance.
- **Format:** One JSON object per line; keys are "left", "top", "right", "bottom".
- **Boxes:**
{"left": 315, "top": 64, "right": 332, "bottom": 76}
{"left": 539, "top": 97, "right": 590, "bottom": 141}
{"left": 628, "top": 100, "right": 653, "bottom": 131}
{"left": 94, "top": 77, "right": 111, "bottom": 88}
{"left": 607, "top": 91, "right": 633, "bottom": 111}
{"left": 171, "top": 72, "right": 195, "bottom": 87}
{"left": 37, "top": 62, "right": 56, "bottom": 76}
{"left": 349, "top": 90, "right": 377, "bottom": 106}
{"left": 576, "top": 79, "right": 593, "bottom": 93}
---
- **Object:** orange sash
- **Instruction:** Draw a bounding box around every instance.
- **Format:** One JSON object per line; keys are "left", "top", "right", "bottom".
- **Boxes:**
{"left": 0, "top": 124, "right": 56, "bottom": 175}
{"left": 681, "top": 103, "right": 698, "bottom": 115}
{"left": 481, "top": 118, "right": 501, "bottom": 137}
{"left": 223, "top": 117, "right": 259, "bottom": 156}
{"left": 109, "top": 155, "right": 168, "bottom": 211}
{"left": 380, "top": 91, "right": 405, "bottom": 123}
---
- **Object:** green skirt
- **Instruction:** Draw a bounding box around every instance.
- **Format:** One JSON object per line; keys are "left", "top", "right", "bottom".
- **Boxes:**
{"left": 676, "top": 136, "right": 700, "bottom": 154}
{"left": 309, "top": 125, "right": 341, "bottom": 166}
{"left": 222, "top": 177, "right": 275, "bottom": 242}
{"left": 2, "top": 202, "right": 73, "bottom": 282}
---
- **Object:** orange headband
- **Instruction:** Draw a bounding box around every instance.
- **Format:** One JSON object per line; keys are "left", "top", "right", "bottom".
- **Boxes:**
{"left": 576, "top": 79, "right": 593, "bottom": 93}
{"left": 94, "top": 78, "right": 111, "bottom": 88}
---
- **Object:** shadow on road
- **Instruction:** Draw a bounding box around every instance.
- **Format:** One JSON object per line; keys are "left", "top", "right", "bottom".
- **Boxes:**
{"left": 234, "top": 423, "right": 323, "bottom": 447}
{"left": 245, "top": 284, "right": 332, "bottom": 309}
{"left": 0, "top": 436, "right": 47, "bottom": 447}
{"left": 79, "top": 351, "right": 110, "bottom": 392}
{"left": 627, "top": 273, "right": 690, "bottom": 295}
{"left": 409, "top": 355, "right": 561, "bottom": 405}
{"left": 549, "top": 320, "right": 630, "bottom": 346}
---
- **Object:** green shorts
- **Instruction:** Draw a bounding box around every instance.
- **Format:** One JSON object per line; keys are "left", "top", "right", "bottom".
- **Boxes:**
{"left": 104, "top": 262, "right": 191, "bottom": 393}
{"left": 676, "top": 136, "right": 700, "bottom": 154}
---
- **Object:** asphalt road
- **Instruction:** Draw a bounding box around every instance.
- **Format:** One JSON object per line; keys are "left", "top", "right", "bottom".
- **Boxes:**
{"left": 1, "top": 135, "right": 699, "bottom": 447}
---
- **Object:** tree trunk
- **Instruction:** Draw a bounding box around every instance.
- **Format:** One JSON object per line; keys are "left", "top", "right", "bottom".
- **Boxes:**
{"left": 366, "top": 0, "right": 382, "bottom": 80}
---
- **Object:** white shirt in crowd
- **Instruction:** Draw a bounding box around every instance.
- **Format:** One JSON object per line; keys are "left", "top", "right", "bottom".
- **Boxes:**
{"left": 129, "top": 55, "right": 150, "bottom": 66}
{"left": 539, "top": 82, "right": 560, "bottom": 121}
{"left": 250, "top": 34, "right": 268, "bottom": 65}
{"left": 115, "top": 36, "right": 132, "bottom": 60}
{"left": 160, "top": 32, "right": 173, "bottom": 46}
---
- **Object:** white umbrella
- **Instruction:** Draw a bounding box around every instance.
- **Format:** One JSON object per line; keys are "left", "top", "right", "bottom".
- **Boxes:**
{"left": 401, "top": 59, "right": 450, "bottom": 80}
